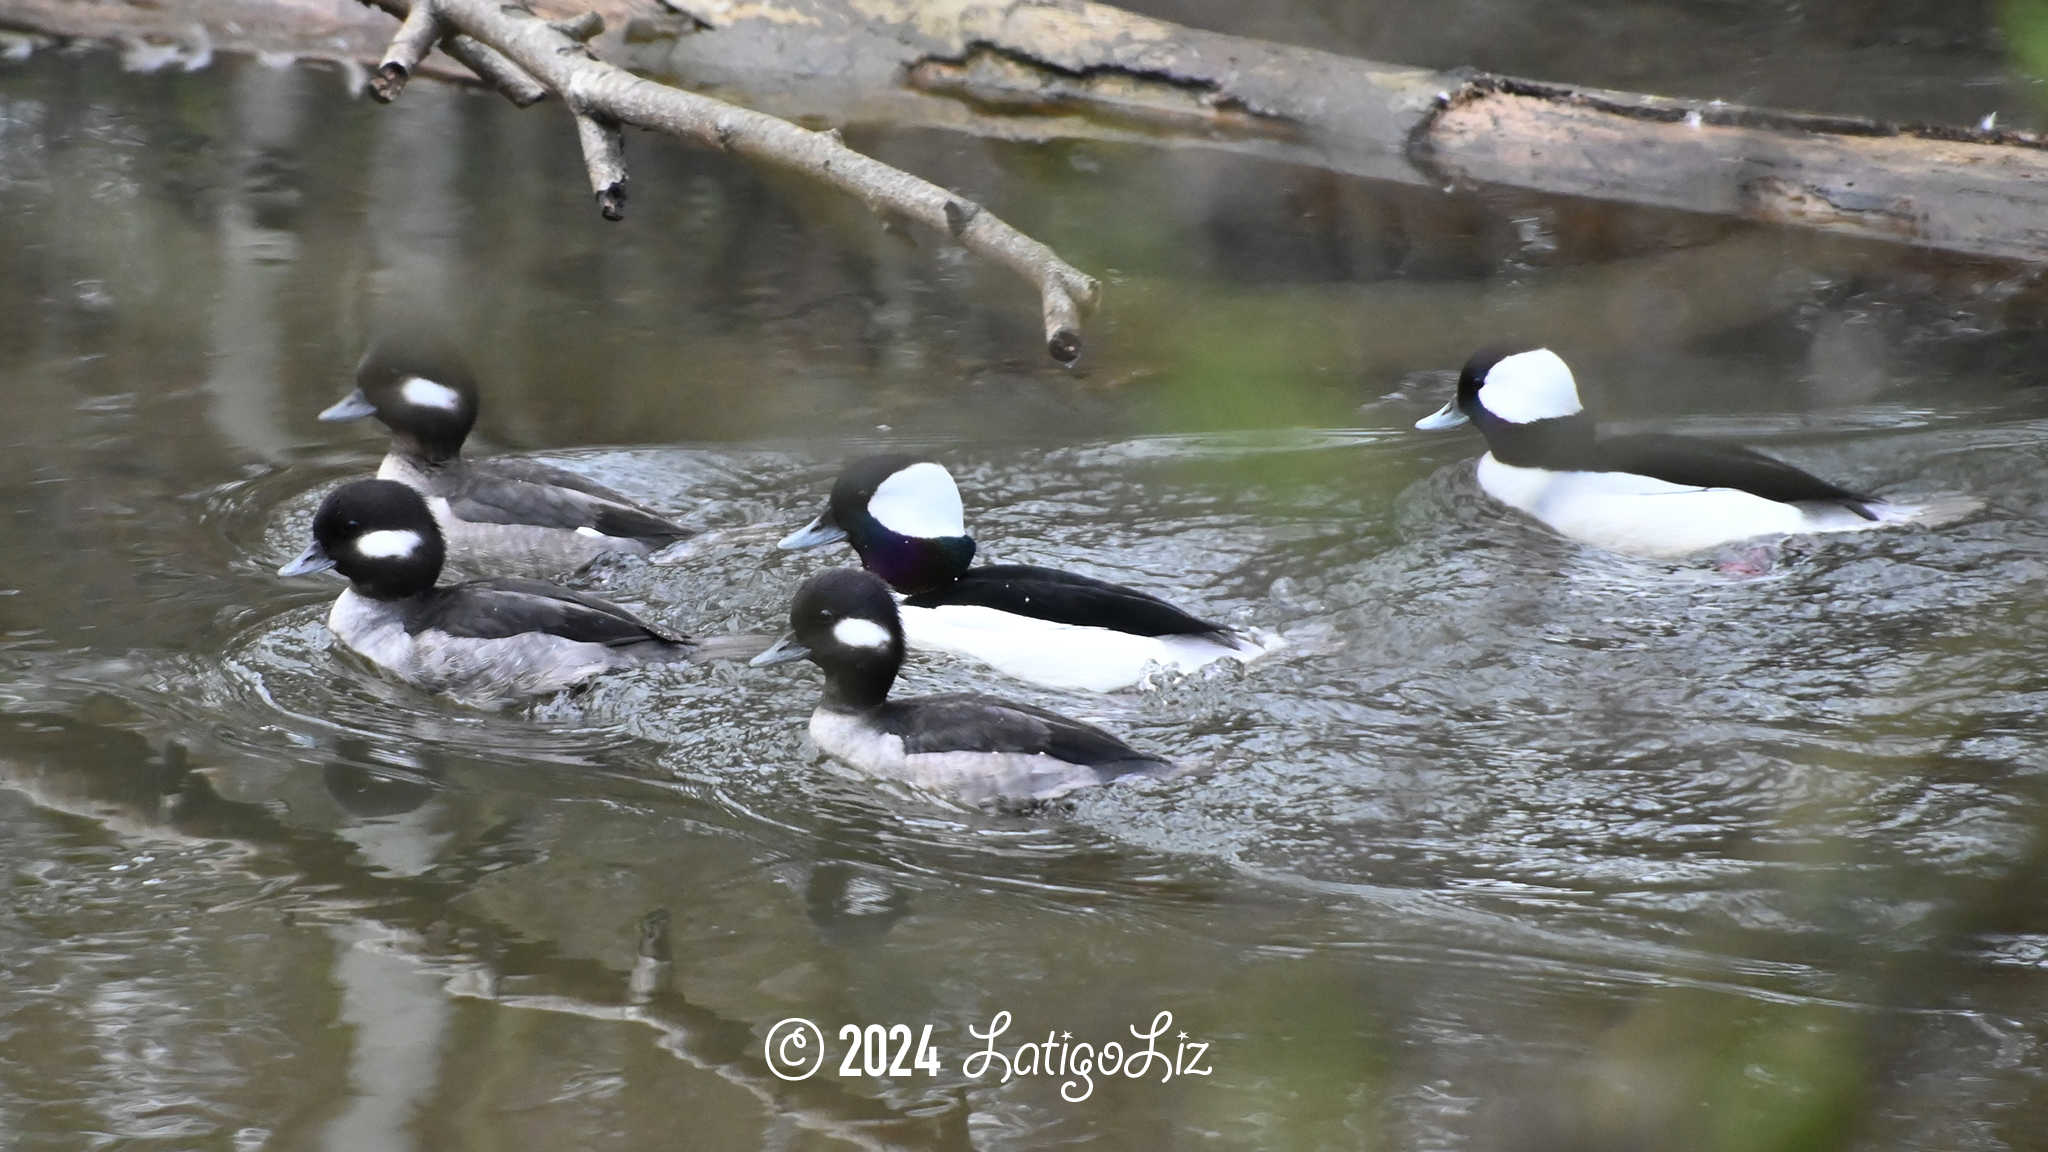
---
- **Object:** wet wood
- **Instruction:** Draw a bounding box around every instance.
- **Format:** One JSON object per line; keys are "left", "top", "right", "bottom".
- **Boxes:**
{"left": 5, "top": 0, "right": 2048, "bottom": 263}
{"left": 632, "top": 0, "right": 2048, "bottom": 264}
{"left": 1422, "top": 79, "right": 2048, "bottom": 265}
{"left": 643, "top": 0, "right": 1447, "bottom": 187}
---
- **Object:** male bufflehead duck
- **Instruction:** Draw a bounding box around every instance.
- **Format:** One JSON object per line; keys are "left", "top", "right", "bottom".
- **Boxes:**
{"left": 752, "top": 568, "right": 1176, "bottom": 804}
{"left": 1415, "top": 343, "right": 1912, "bottom": 558}
{"left": 279, "top": 479, "right": 747, "bottom": 704}
{"left": 320, "top": 336, "right": 692, "bottom": 573}
{"left": 777, "top": 455, "right": 1270, "bottom": 692}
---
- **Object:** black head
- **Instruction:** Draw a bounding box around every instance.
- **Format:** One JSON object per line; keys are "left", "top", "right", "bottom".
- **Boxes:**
{"left": 777, "top": 455, "right": 976, "bottom": 595}
{"left": 751, "top": 568, "right": 905, "bottom": 709}
{"left": 1417, "top": 342, "right": 1595, "bottom": 467}
{"left": 1458, "top": 340, "right": 1549, "bottom": 419}
{"left": 280, "top": 479, "right": 445, "bottom": 601}
{"left": 321, "top": 334, "right": 481, "bottom": 462}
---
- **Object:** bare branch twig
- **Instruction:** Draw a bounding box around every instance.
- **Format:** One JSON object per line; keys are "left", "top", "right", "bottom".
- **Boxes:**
{"left": 441, "top": 34, "right": 548, "bottom": 107}
{"left": 363, "top": 0, "right": 548, "bottom": 107}
{"left": 572, "top": 109, "right": 628, "bottom": 221}
{"left": 358, "top": 0, "right": 1098, "bottom": 363}
{"left": 549, "top": 12, "right": 604, "bottom": 43}
{"left": 370, "top": 1, "right": 441, "bottom": 102}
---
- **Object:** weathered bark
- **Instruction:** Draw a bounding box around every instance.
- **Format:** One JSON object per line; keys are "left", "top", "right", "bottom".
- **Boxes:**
{"left": 369, "top": 0, "right": 440, "bottom": 98}
{"left": 6, "top": 0, "right": 2048, "bottom": 264}
{"left": 640, "top": 0, "right": 1444, "bottom": 186}
{"left": 1420, "top": 78, "right": 2048, "bottom": 265}
{"left": 439, "top": 32, "right": 549, "bottom": 103}
{"left": 632, "top": 0, "right": 2048, "bottom": 264}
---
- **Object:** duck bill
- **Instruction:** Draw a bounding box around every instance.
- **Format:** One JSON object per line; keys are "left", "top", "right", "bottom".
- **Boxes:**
{"left": 749, "top": 634, "right": 813, "bottom": 667}
{"left": 278, "top": 541, "right": 337, "bottom": 577}
{"left": 318, "top": 389, "right": 378, "bottom": 422}
{"left": 777, "top": 510, "right": 846, "bottom": 550}
{"left": 1414, "top": 401, "right": 1470, "bottom": 431}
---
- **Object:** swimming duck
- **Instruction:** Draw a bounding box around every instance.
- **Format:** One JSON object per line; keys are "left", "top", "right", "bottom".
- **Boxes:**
{"left": 279, "top": 479, "right": 751, "bottom": 703}
{"left": 319, "top": 335, "right": 692, "bottom": 572}
{"left": 752, "top": 568, "right": 1176, "bottom": 803}
{"left": 1415, "top": 343, "right": 1911, "bottom": 558}
{"left": 777, "top": 455, "right": 1270, "bottom": 692}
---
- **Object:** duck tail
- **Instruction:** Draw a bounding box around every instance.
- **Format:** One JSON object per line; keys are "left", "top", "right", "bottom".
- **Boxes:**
{"left": 1879, "top": 493, "right": 1984, "bottom": 528}
{"left": 1093, "top": 753, "right": 1181, "bottom": 784}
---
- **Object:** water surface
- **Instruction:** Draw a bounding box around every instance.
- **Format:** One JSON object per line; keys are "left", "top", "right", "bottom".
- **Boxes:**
{"left": 3, "top": 18, "right": 2048, "bottom": 1152}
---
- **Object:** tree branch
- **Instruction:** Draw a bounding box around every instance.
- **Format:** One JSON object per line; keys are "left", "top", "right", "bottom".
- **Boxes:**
{"left": 572, "top": 108, "right": 628, "bottom": 220}
{"left": 363, "top": 0, "right": 549, "bottom": 106}
{"left": 5, "top": 0, "right": 2043, "bottom": 267}
{"left": 637, "top": 0, "right": 2048, "bottom": 266}
{"left": 369, "top": 0, "right": 440, "bottom": 102}
{"left": 360, "top": 0, "right": 1098, "bottom": 363}
{"left": 441, "top": 34, "right": 548, "bottom": 107}
{"left": 548, "top": 11, "right": 605, "bottom": 42}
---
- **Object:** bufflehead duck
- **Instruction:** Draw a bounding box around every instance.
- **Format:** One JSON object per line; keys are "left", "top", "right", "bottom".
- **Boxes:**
{"left": 777, "top": 455, "right": 1271, "bottom": 692}
{"left": 279, "top": 479, "right": 749, "bottom": 704}
{"left": 1415, "top": 343, "right": 1912, "bottom": 558}
{"left": 751, "top": 568, "right": 1176, "bottom": 803}
{"left": 320, "top": 336, "right": 692, "bottom": 573}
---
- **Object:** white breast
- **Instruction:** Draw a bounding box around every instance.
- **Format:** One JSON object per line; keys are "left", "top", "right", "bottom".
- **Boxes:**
{"left": 897, "top": 603, "right": 1269, "bottom": 692}
{"left": 808, "top": 709, "right": 1111, "bottom": 804}
{"left": 328, "top": 590, "right": 417, "bottom": 673}
{"left": 1474, "top": 455, "right": 1887, "bottom": 558}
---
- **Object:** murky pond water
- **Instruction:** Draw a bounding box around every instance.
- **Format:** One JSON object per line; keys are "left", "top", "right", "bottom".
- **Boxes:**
{"left": 4, "top": 8, "right": 2048, "bottom": 1149}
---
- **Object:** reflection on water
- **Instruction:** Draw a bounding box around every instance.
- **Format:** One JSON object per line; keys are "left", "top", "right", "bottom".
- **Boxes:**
{"left": 2, "top": 25, "right": 2048, "bottom": 1152}
{"left": 322, "top": 922, "right": 450, "bottom": 1152}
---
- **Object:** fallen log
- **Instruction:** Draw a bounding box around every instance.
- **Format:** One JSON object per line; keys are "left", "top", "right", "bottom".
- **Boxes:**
{"left": 5, "top": 0, "right": 2045, "bottom": 267}
{"left": 1422, "top": 77, "right": 2048, "bottom": 265}
{"left": 633, "top": 0, "right": 2048, "bottom": 265}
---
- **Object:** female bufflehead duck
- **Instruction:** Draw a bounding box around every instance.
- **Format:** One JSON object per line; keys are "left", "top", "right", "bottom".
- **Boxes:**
{"left": 752, "top": 568, "right": 1176, "bottom": 804}
{"left": 279, "top": 479, "right": 747, "bottom": 704}
{"left": 319, "top": 336, "right": 692, "bottom": 573}
{"left": 777, "top": 455, "right": 1270, "bottom": 692}
{"left": 1415, "top": 343, "right": 1911, "bottom": 558}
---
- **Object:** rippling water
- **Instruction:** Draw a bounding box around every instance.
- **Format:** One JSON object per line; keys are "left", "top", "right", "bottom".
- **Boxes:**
{"left": 4, "top": 16, "right": 2048, "bottom": 1152}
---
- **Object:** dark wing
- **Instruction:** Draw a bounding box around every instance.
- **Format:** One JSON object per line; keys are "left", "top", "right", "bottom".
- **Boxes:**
{"left": 406, "top": 578, "right": 687, "bottom": 646}
{"left": 883, "top": 693, "right": 1171, "bottom": 776}
{"left": 477, "top": 457, "right": 649, "bottom": 504}
{"left": 1594, "top": 433, "right": 1876, "bottom": 516}
{"left": 448, "top": 463, "right": 692, "bottom": 542}
{"left": 904, "top": 564, "right": 1239, "bottom": 642}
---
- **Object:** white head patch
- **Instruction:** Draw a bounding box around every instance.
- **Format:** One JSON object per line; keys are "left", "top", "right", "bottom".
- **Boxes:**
{"left": 356, "top": 529, "right": 423, "bottom": 559}
{"left": 831, "top": 617, "right": 892, "bottom": 650}
{"left": 399, "top": 376, "right": 463, "bottom": 412}
{"left": 868, "top": 462, "right": 966, "bottom": 539}
{"left": 1480, "top": 349, "right": 1583, "bottom": 424}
